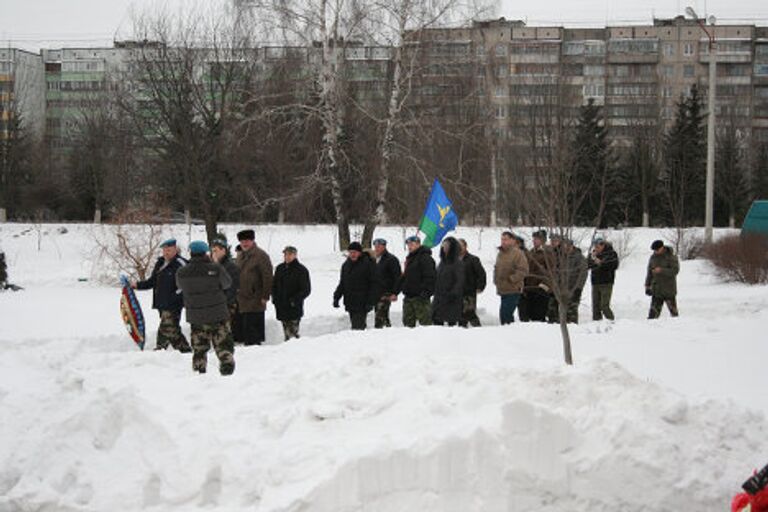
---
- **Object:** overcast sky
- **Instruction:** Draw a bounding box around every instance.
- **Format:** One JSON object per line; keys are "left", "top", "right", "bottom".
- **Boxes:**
{"left": 2, "top": 0, "right": 767, "bottom": 52}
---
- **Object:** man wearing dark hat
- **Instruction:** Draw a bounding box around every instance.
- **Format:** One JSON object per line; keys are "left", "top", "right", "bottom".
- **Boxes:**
{"left": 398, "top": 235, "right": 436, "bottom": 327}
{"left": 133, "top": 238, "right": 191, "bottom": 352}
{"left": 645, "top": 240, "right": 680, "bottom": 319}
{"left": 176, "top": 241, "right": 235, "bottom": 375}
{"left": 333, "top": 242, "right": 376, "bottom": 330}
{"left": 372, "top": 238, "right": 401, "bottom": 328}
{"left": 211, "top": 235, "right": 240, "bottom": 340}
{"left": 235, "top": 229, "right": 273, "bottom": 345}
{"left": 272, "top": 246, "right": 311, "bottom": 340}
{"left": 522, "top": 229, "right": 553, "bottom": 322}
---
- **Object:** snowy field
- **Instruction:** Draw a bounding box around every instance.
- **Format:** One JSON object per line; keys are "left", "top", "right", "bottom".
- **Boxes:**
{"left": 0, "top": 222, "right": 766, "bottom": 512}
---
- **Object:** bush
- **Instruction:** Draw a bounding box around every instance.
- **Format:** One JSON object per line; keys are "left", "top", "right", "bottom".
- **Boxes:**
{"left": 704, "top": 234, "right": 768, "bottom": 284}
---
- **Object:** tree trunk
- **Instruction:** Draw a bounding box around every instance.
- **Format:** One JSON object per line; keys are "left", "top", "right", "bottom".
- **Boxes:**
{"left": 0, "top": 207, "right": 7, "bottom": 223}
{"left": 204, "top": 213, "right": 218, "bottom": 246}
{"left": 642, "top": 211, "right": 649, "bottom": 228}
{"left": 490, "top": 152, "right": 498, "bottom": 227}
{"left": 93, "top": 208, "right": 102, "bottom": 224}
{"left": 558, "top": 302, "right": 573, "bottom": 365}
{"left": 319, "top": 0, "right": 350, "bottom": 251}
{"left": 729, "top": 213, "right": 735, "bottom": 229}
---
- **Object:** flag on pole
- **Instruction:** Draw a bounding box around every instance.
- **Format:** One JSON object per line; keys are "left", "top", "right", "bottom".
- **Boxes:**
{"left": 417, "top": 179, "right": 458, "bottom": 248}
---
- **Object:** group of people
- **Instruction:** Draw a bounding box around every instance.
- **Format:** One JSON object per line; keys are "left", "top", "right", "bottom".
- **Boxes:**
{"left": 132, "top": 229, "right": 309, "bottom": 375}
{"left": 332, "top": 230, "right": 680, "bottom": 328}
{"left": 132, "top": 228, "right": 680, "bottom": 375}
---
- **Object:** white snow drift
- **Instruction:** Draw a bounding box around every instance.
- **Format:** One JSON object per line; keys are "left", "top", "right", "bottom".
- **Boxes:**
{"left": 0, "top": 223, "right": 766, "bottom": 512}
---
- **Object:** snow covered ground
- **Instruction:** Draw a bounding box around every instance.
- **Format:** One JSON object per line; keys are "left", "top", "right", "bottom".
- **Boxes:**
{"left": 0, "top": 223, "right": 766, "bottom": 511}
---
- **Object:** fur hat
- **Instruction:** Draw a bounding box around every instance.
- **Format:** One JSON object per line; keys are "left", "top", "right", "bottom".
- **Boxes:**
{"left": 651, "top": 240, "right": 664, "bottom": 250}
{"left": 237, "top": 229, "right": 255, "bottom": 241}
{"left": 347, "top": 241, "right": 363, "bottom": 252}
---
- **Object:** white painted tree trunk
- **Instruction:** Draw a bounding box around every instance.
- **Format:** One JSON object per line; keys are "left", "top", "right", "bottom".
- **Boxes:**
{"left": 0, "top": 208, "right": 6, "bottom": 223}
{"left": 319, "top": 0, "right": 349, "bottom": 249}
{"left": 642, "top": 211, "right": 649, "bottom": 228}
{"left": 93, "top": 208, "right": 102, "bottom": 224}
{"left": 729, "top": 214, "right": 735, "bottom": 229}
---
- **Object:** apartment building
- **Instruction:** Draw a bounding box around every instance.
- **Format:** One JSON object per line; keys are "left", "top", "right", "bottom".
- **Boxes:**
{"left": 0, "top": 48, "right": 45, "bottom": 140}
{"left": 41, "top": 46, "right": 130, "bottom": 152}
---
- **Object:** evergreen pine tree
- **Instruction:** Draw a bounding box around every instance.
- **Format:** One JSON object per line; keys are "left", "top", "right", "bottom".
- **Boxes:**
{"left": 752, "top": 143, "right": 768, "bottom": 201}
{"left": 714, "top": 123, "right": 749, "bottom": 227}
{"left": 571, "top": 98, "right": 612, "bottom": 226}
{"left": 661, "top": 85, "right": 706, "bottom": 226}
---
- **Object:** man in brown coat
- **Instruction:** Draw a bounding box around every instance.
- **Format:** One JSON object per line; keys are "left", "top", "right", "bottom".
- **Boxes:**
{"left": 236, "top": 229, "right": 273, "bottom": 345}
{"left": 494, "top": 231, "right": 529, "bottom": 325}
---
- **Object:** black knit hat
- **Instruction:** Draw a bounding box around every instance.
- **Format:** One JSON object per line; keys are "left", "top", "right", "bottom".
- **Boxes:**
{"left": 532, "top": 229, "right": 547, "bottom": 241}
{"left": 651, "top": 240, "right": 664, "bottom": 250}
{"left": 347, "top": 241, "right": 363, "bottom": 252}
{"left": 237, "top": 229, "right": 255, "bottom": 241}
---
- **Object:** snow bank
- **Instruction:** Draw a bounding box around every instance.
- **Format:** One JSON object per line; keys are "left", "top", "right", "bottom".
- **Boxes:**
{"left": 1, "top": 223, "right": 766, "bottom": 511}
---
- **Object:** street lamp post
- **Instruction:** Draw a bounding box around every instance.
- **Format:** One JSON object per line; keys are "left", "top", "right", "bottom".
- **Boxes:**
{"left": 686, "top": 7, "right": 716, "bottom": 244}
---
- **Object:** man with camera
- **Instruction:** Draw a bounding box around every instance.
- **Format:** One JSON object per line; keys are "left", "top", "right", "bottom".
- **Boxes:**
{"left": 588, "top": 237, "right": 619, "bottom": 321}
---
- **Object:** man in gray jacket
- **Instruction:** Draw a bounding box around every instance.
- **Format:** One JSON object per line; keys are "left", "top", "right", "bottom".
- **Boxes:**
{"left": 176, "top": 241, "right": 235, "bottom": 375}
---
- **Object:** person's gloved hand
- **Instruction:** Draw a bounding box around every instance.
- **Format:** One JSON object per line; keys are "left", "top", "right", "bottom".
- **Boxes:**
{"left": 645, "top": 287, "right": 653, "bottom": 297}
{"left": 538, "top": 283, "right": 550, "bottom": 293}
{"left": 333, "top": 299, "right": 340, "bottom": 308}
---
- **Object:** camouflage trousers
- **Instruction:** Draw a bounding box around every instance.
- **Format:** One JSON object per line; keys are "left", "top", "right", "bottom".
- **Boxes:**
{"left": 156, "top": 310, "right": 191, "bottom": 352}
{"left": 191, "top": 320, "right": 235, "bottom": 375}
{"left": 403, "top": 297, "right": 432, "bottom": 328}
{"left": 648, "top": 296, "right": 679, "bottom": 319}
{"left": 281, "top": 319, "right": 301, "bottom": 341}
{"left": 374, "top": 298, "right": 392, "bottom": 328}
{"left": 460, "top": 295, "right": 481, "bottom": 327}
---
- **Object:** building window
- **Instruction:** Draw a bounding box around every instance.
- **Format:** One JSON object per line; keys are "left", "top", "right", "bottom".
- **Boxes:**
{"left": 611, "top": 65, "right": 630, "bottom": 77}
{"left": 495, "top": 43, "right": 507, "bottom": 57}
{"left": 495, "top": 105, "right": 507, "bottom": 119}
{"left": 664, "top": 43, "right": 675, "bottom": 56}
{"left": 662, "top": 65, "right": 675, "bottom": 77}
{"left": 494, "top": 85, "right": 506, "bottom": 97}
{"left": 584, "top": 65, "right": 604, "bottom": 76}
{"left": 683, "top": 43, "right": 694, "bottom": 56}
{"left": 683, "top": 65, "right": 695, "bottom": 77}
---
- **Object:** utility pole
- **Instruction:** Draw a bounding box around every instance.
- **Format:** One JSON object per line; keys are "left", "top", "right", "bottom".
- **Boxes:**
{"left": 686, "top": 7, "right": 716, "bottom": 244}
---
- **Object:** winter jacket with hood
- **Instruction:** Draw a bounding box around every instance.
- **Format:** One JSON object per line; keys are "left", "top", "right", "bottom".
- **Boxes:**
{"left": 398, "top": 246, "right": 436, "bottom": 299}
{"left": 175, "top": 255, "right": 231, "bottom": 325}
{"left": 645, "top": 246, "right": 679, "bottom": 299}
{"left": 432, "top": 237, "right": 465, "bottom": 324}
{"left": 136, "top": 253, "right": 187, "bottom": 311}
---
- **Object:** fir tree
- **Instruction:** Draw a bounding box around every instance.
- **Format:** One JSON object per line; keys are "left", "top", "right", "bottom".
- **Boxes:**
{"left": 571, "top": 98, "right": 613, "bottom": 227}
{"left": 661, "top": 85, "right": 706, "bottom": 226}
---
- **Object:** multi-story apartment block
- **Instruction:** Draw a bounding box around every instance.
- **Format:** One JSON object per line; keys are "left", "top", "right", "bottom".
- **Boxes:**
{"left": 0, "top": 48, "right": 45, "bottom": 140}
{"left": 41, "top": 47, "right": 130, "bottom": 153}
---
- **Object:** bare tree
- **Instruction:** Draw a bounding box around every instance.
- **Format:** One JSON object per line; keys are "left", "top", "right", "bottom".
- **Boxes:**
{"left": 122, "top": 7, "right": 259, "bottom": 242}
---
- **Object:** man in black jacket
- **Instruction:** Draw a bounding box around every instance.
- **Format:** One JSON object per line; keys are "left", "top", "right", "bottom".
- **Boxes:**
{"left": 398, "top": 235, "right": 436, "bottom": 328}
{"left": 211, "top": 236, "right": 240, "bottom": 340}
{"left": 588, "top": 238, "right": 619, "bottom": 321}
{"left": 458, "top": 239, "right": 486, "bottom": 327}
{"left": 133, "top": 239, "right": 191, "bottom": 352}
{"left": 333, "top": 242, "right": 377, "bottom": 330}
{"left": 272, "top": 246, "right": 311, "bottom": 340}
{"left": 176, "top": 241, "right": 235, "bottom": 375}
{"left": 372, "top": 238, "right": 401, "bottom": 328}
